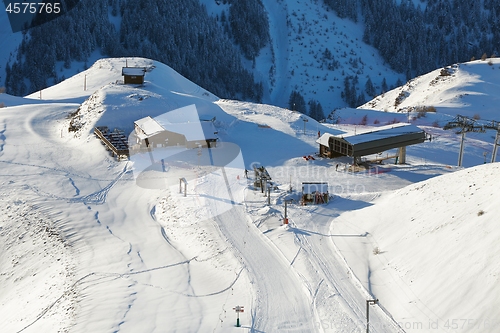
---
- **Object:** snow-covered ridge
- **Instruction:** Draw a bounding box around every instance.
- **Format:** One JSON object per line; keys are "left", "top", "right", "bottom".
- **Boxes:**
{"left": 362, "top": 58, "right": 500, "bottom": 121}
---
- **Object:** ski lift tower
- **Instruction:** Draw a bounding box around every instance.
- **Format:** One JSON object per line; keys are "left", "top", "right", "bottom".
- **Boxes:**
{"left": 444, "top": 115, "right": 500, "bottom": 165}
{"left": 444, "top": 115, "right": 485, "bottom": 166}
{"left": 483, "top": 120, "right": 500, "bottom": 163}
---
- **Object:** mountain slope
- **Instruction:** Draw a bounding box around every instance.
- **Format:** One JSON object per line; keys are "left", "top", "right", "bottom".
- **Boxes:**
{"left": 1, "top": 56, "right": 499, "bottom": 332}
{"left": 332, "top": 162, "right": 500, "bottom": 332}
{"left": 361, "top": 58, "right": 500, "bottom": 121}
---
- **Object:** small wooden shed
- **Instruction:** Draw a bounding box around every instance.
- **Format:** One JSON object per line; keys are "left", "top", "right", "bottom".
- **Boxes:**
{"left": 122, "top": 67, "right": 146, "bottom": 84}
{"left": 301, "top": 182, "right": 329, "bottom": 205}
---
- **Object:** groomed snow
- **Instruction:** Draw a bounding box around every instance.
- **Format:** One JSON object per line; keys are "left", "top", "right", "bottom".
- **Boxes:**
{"left": 1, "top": 57, "right": 499, "bottom": 333}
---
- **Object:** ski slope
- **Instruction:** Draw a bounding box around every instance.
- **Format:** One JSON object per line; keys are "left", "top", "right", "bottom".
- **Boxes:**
{"left": 1, "top": 57, "right": 499, "bottom": 332}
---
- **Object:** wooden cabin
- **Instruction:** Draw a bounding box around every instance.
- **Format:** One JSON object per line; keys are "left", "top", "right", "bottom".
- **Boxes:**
{"left": 301, "top": 182, "right": 329, "bottom": 205}
{"left": 122, "top": 67, "right": 146, "bottom": 84}
{"left": 132, "top": 115, "right": 218, "bottom": 151}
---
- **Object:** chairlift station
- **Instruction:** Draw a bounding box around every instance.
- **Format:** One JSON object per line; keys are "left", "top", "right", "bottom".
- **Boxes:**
{"left": 317, "top": 123, "right": 427, "bottom": 164}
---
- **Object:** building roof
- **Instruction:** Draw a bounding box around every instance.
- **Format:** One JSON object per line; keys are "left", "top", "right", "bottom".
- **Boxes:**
{"left": 134, "top": 116, "right": 164, "bottom": 139}
{"left": 134, "top": 105, "right": 218, "bottom": 142}
{"left": 317, "top": 123, "right": 426, "bottom": 157}
{"left": 155, "top": 120, "right": 217, "bottom": 142}
{"left": 302, "top": 182, "right": 329, "bottom": 194}
{"left": 154, "top": 105, "right": 217, "bottom": 142}
{"left": 122, "top": 67, "right": 146, "bottom": 76}
{"left": 339, "top": 123, "right": 423, "bottom": 145}
{"left": 317, "top": 133, "right": 333, "bottom": 146}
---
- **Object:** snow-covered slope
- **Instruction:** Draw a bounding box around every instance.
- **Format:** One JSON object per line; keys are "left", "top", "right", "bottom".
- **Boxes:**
{"left": 1, "top": 56, "right": 498, "bottom": 333}
{"left": 253, "top": 0, "right": 403, "bottom": 112}
{"left": 362, "top": 58, "right": 500, "bottom": 121}
{"left": 333, "top": 163, "right": 500, "bottom": 332}
{"left": 25, "top": 57, "right": 217, "bottom": 102}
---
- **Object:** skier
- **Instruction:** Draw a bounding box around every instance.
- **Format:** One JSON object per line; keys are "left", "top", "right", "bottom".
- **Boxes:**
{"left": 335, "top": 164, "right": 339, "bottom": 171}
{"left": 244, "top": 169, "right": 248, "bottom": 178}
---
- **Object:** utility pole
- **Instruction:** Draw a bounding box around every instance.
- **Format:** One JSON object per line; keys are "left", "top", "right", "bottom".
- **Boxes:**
{"left": 196, "top": 143, "right": 202, "bottom": 169}
{"left": 267, "top": 184, "right": 271, "bottom": 205}
{"left": 366, "top": 299, "right": 379, "bottom": 333}
{"left": 284, "top": 198, "right": 293, "bottom": 224}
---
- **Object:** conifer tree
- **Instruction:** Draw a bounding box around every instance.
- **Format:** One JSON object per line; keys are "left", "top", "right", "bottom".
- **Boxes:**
{"left": 289, "top": 90, "right": 307, "bottom": 114}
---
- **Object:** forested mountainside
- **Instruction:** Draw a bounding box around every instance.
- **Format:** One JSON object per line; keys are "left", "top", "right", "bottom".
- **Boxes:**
{"left": 4, "top": 0, "right": 265, "bottom": 101}
{"left": 327, "top": 0, "right": 500, "bottom": 78}
{"left": 3, "top": 0, "right": 500, "bottom": 111}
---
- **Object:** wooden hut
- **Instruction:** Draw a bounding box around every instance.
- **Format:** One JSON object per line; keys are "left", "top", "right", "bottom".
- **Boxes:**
{"left": 133, "top": 116, "right": 186, "bottom": 149}
{"left": 133, "top": 115, "right": 218, "bottom": 151}
{"left": 122, "top": 67, "right": 146, "bottom": 84}
{"left": 301, "top": 182, "right": 329, "bottom": 205}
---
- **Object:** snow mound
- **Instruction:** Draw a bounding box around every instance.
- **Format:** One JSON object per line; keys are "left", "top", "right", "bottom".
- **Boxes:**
{"left": 25, "top": 57, "right": 217, "bottom": 103}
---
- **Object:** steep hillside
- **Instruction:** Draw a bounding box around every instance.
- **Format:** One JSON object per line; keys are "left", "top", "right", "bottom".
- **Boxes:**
{"left": 333, "top": 162, "right": 500, "bottom": 332}
{"left": 361, "top": 58, "right": 500, "bottom": 122}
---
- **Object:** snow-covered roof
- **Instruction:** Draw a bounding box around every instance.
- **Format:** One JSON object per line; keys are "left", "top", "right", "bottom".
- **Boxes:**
{"left": 155, "top": 120, "right": 217, "bottom": 142}
{"left": 122, "top": 67, "right": 146, "bottom": 76}
{"left": 152, "top": 104, "right": 218, "bottom": 142}
{"left": 315, "top": 124, "right": 423, "bottom": 146}
{"left": 316, "top": 123, "right": 426, "bottom": 157}
{"left": 317, "top": 133, "right": 334, "bottom": 146}
{"left": 302, "top": 182, "right": 328, "bottom": 194}
{"left": 134, "top": 105, "right": 218, "bottom": 142}
{"left": 134, "top": 116, "right": 164, "bottom": 139}
{"left": 339, "top": 123, "right": 423, "bottom": 145}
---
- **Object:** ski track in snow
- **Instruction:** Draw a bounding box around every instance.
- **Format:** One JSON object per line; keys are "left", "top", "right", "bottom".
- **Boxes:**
{"left": 242, "top": 188, "right": 403, "bottom": 332}
{"left": 0, "top": 104, "right": 207, "bottom": 332}
{"left": 288, "top": 205, "right": 403, "bottom": 333}
{"left": 204, "top": 174, "right": 318, "bottom": 332}
{"left": 68, "top": 164, "right": 129, "bottom": 205}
